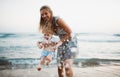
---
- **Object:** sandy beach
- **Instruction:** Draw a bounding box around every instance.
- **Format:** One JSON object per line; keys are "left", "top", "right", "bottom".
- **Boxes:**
{"left": 0, "top": 65, "right": 120, "bottom": 77}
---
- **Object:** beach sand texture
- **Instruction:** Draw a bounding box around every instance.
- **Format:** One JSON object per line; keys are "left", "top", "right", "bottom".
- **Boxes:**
{"left": 0, "top": 65, "right": 120, "bottom": 77}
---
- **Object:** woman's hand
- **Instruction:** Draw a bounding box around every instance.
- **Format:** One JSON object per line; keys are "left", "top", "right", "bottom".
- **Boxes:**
{"left": 56, "top": 41, "right": 63, "bottom": 48}
{"left": 51, "top": 41, "right": 62, "bottom": 51}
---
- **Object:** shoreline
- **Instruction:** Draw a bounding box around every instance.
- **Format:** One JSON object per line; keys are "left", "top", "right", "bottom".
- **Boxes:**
{"left": 0, "top": 65, "right": 120, "bottom": 77}
{"left": 0, "top": 58, "right": 120, "bottom": 77}
{"left": 1, "top": 58, "right": 120, "bottom": 70}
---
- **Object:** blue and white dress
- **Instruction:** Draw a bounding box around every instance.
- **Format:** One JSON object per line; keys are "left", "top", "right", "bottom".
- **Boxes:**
{"left": 53, "top": 16, "right": 73, "bottom": 65}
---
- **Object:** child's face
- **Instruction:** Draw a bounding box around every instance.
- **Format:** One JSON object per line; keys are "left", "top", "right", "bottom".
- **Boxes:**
{"left": 44, "top": 33, "right": 52, "bottom": 40}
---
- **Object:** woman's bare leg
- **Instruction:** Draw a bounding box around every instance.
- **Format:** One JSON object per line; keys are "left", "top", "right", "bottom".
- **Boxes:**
{"left": 58, "top": 63, "right": 64, "bottom": 77}
{"left": 64, "top": 59, "right": 73, "bottom": 77}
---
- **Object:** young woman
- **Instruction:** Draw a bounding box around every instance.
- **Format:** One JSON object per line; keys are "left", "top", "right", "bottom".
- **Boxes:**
{"left": 39, "top": 5, "right": 73, "bottom": 77}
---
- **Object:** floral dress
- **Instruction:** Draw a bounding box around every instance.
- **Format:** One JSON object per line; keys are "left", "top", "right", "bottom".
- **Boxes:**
{"left": 53, "top": 16, "right": 73, "bottom": 65}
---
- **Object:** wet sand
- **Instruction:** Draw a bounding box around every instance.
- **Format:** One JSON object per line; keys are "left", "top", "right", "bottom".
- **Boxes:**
{"left": 0, "top": 65, "right": 120, "bottom": 77}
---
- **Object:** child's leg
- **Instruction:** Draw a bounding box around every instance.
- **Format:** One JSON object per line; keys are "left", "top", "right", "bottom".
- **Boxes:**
{"left": 37, "top": 56, "right": 46, "bottom": 71}
{"left": 46, "top": 54, "right": 53, "bottom": 65}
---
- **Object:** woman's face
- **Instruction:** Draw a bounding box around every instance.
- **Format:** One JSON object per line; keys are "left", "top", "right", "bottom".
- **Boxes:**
{"left": 40, "top": 9, "right": 51, "bottom": 22}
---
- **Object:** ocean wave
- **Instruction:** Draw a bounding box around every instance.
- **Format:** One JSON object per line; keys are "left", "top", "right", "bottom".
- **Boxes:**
{"left": 0, "top": 33, "right": 41, "bottom": 39}
{"left": 0, "top": 33, "right": 16, "bottom": 38}
{"left": 0, "top": 57, "right": 120, "bottom": 67}
{"left": 76, "top": 33, "right": 120, "bottom": 42}
{"left": 1, "top": 33, "right": 120, "bottom": 42}
{"left": 78, "top": 39, "right": 120, "bottom": 42}
{"left": 0, "top": 46, "right": 32, "bottom": 51}
{"left": 113, "top": 34, "right": 120, "bottom": 37}
{"left": 0, "top": 57, "right": 54, "bottom": 65}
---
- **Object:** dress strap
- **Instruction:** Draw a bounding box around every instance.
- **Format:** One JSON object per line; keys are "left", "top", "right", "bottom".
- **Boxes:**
{"left": 54, "top": 16, "right": 59, "bottom": 26}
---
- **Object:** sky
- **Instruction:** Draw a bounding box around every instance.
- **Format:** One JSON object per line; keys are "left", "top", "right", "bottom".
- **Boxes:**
{"left": 0, "top": 0, "right": 120, "bottom": 33}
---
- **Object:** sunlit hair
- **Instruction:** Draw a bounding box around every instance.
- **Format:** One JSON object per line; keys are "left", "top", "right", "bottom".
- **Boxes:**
{"left": 39, "top": 5, "right": 54, "bottom": 34}
{"left": 42, "top": 25, "right": 54, "bottom": 35}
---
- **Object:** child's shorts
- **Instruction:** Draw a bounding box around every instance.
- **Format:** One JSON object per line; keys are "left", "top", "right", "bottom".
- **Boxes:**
{"left": 41, "top": 50, "right": 55, "bottom": 58}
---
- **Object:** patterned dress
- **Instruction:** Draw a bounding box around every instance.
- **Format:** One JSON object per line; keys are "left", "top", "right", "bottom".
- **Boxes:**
{"left": 53, "top": 17, "right": 73, "bottom": 65}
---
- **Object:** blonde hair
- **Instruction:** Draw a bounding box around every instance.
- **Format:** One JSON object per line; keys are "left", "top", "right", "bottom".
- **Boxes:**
{"left": 42, "top": 24, "right": 54, "bottom": 34}
{"left": 39, "top": 5, "right": 55, "bottom": 35}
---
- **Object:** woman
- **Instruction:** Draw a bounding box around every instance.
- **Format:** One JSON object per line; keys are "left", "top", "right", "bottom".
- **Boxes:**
{"left": 39, "top": 5, "right": 73, "bottom": 77}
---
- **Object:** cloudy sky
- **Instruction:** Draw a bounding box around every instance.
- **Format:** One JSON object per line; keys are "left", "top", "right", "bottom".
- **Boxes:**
{"left": 0, "top": 0, "right": 120, "bottom": 33}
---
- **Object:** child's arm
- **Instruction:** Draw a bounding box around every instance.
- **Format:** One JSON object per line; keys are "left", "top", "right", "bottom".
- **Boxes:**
{"left": 37, "top": 41, "right": 43, "bottom": 49}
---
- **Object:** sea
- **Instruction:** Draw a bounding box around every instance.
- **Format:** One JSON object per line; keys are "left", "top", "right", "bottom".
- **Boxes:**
{"left": 0, "top": 33, "right": 120, "bottom": 68}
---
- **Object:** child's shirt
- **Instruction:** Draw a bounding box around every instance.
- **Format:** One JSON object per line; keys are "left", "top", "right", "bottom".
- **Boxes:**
{"left": 40, "top": 39, "right": 57, "bottom": 52}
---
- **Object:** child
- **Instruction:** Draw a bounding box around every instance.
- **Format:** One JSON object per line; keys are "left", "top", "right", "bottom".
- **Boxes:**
{"left": 37, "top": 32, "right": 57, "bottom": 71}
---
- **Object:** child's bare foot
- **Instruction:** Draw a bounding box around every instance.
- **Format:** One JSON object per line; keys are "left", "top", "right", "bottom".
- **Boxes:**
{"left": 37, "top": 67, "right": 42, "bottom": 71}
{"left": 37, "top": 65, "right": 42, "bottom": 71}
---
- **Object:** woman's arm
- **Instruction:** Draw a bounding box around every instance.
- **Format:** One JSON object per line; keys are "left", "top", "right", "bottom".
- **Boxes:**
{"left": 55, "top": 18, "right": 72, "bottom": 48}
{"left": 57, "top": 18, "right": 72, "bottom": 42}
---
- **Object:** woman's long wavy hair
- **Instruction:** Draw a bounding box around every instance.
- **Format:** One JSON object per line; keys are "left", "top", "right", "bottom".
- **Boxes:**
{"left": 39, "top": 5, "right": 55, "bottom": 34}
